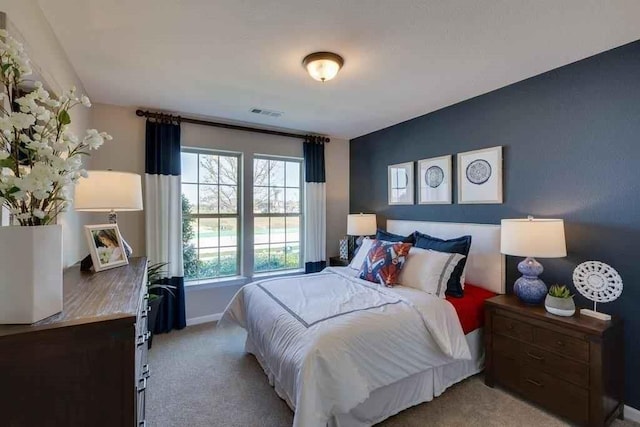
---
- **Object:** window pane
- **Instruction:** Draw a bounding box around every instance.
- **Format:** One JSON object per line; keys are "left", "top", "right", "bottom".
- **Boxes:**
{"left": 286, "top": 217, "right": 300, "bottom": 243}
{"left": 269, "top": 187, "right": 285, "bottom": 213}
{"left": 219, "top": 185, "right": 237, "bottom": 214}
{"left": 286, "top": 161, "right": 300, "bottom": 187}
{"left": 219, "top": 156, "right": 238, "bottom": 185}
{"left": 219, "top": 218, "right": 237, "bottom": 247}
{"left": 187, "top": 219, "right": 198, "bottom": 247}
{"left": 198, "top": 248, "right": 219, "bottom": 279}
{"left": 199, "top": 185, "right": 218, "bottom": 214}
{"left": 181, "top": 152, "right": 198, "bottom": 183}
{"left": 254, "top": 187, "right": 269, "bottom": 214}
{"left": 270, "top": 217, "right": 285, "bottom": 243}
{"left": 286, "top": 242, "right": 300, "bottom": 268}
{"left": 254, "top": 217, "right": 269, "bottom": 244}
{"left": 199, "top": 218, "right": 219, "bottom": 248}
{"left": 270, "top": 160, "right": 285, "bottom": 186}
{"left": 182, "top": 185, "right": 198, "bottom": 213}
{"left": 254, "top": 158, "right": 269, "bottom": 186}
{"left": 270, "top": 243, "right": 286, "bottom": 269}
{"left": 219, "top": 247, "right": 237, "bottom": 276}
{"left": 254, "top": 244, "right": 270, "bottom": 272}
{"left": 285, "top": 188, "right": 300, "bottom": 213}
{"left": 199, "top": 154, "right": 218, "bottom": 184}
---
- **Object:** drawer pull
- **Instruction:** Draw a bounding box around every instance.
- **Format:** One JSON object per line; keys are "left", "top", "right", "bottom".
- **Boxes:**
{"left": 142, "top": 363, "right": 151, "bottom": 379}
{"left": 507, "top": 323, "right": 515, "bottom": 330}
{"left": 138, "top": 377, "right": 147, "bottom": 393}
{"left": 136, "top": 331, "right": 152, "bottom": 347}
{"left": 556, "top": 340, "right": 564, "bottom": 346}
{"left": 526, "top": 352, "right": 544, "bottom": 361}
{"left": 526, "top": 378, "right": 543, "bottom": 387}
{"left": 139, "top": 421, "right": 147, "bottom": 427}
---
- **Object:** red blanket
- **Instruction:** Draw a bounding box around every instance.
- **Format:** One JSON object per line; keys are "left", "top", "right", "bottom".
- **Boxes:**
{"left": 446, "top": 284, "right": 497, "bottom": 334}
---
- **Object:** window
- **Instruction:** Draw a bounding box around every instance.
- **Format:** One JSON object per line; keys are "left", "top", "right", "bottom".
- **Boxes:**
{"left": 253, "top": 157, "right": 303, "bottom": 273}
{"left": 181, "top": 150, "right": 240, "bottom": 281}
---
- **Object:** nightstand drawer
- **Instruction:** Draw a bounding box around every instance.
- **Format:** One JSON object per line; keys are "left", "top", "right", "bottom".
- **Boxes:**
{"left": 494, "top": 334, "right": 589, "bottom": 388}
{"left": 493, "top": 313, "right": 533, "bottom": 342}
{"left": 533, "top": 326, "right": 589, "bottom": 362}
{"left": 495, "top": 354, "right": 589, "bottom": 425}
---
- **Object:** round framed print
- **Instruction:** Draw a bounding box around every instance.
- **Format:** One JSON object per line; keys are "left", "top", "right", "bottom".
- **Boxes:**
{"left": 465, "top": 159, "right": 492, "bottom": 185}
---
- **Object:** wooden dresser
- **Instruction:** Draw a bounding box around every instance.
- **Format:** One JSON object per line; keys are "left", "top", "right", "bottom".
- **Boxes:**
{"left": 485, "top": 295, "right": 624, "bottom": 427}
{"left": 0, "top": 257, "right": 149, "bottom": 427}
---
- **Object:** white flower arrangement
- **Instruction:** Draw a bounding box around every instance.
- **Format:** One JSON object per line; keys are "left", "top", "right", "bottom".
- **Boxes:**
{"left": 0, "top": 29, "right": 111, "bottom": 226}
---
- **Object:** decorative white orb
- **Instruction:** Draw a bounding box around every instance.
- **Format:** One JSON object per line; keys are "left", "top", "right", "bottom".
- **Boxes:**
{"left": 573, "top": 261, "right": 623, "bottom": 303}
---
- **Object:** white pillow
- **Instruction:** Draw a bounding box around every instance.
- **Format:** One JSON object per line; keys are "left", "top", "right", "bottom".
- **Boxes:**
{"left": 348, "top": 237, "right": 374, "bottom": 270}
{"left": 398, "top": 247, "right": 465, "bottom": 298}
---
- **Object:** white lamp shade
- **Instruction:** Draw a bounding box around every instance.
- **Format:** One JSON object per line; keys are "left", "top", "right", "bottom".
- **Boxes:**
{"left": 74, "top": 170, "right": 143, "bottom": 212}
{"left": 347, "top": 213, "right": 377, "bottom": 236}
{"left": 501, "top": 218, "right": 567, "bottom": 258}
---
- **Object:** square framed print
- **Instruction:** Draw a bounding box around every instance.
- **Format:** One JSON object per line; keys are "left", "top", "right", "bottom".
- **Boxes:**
{"left": 418, "top": 155, "right": 452, "bottom": 204}
{"left": 457, "top": 146, "right": 503, "bottom": 204}
{"left": 388, "top": 162, "right": 414, "bottom": 205}
{"left": 85, "top": 224, "right": 129, "bottom": 272}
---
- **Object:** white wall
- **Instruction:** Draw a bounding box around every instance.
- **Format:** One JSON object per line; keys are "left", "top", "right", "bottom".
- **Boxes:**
{"left": 88, "top": 103, "right": 350, "bottom": 320}
{"left": 2, "top": 1, "right": 92, "bottom": 267}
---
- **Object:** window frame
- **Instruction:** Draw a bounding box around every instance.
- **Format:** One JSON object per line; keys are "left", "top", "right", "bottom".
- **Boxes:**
{"left": 252, "top": 154, "right": 305, "bottom": 274}
{"left": 181, "top": 147, "right": 242, "bottom": 282}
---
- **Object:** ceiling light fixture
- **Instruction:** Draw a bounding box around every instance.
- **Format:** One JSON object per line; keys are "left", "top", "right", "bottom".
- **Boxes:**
{"left": 302, "top": 51, "right": 344, "bottom": 82}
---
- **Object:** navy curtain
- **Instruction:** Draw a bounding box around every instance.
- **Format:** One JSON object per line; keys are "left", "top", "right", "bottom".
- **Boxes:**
{"left": 303, "top": 137, "right": 327, "bottom": 273}
{"left": 145, "top": 119, "right": 186, "bottom": 333}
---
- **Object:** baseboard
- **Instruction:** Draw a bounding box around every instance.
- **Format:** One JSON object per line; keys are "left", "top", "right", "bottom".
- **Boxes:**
{"left": 625, "top": 405, "right": 640, "bottom": 423}
{"left": 186, "top": 313, "right": 222, "bottom": 326}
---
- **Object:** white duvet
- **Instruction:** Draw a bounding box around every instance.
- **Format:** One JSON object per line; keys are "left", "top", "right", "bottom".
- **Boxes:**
{"left": 219, "top": 267, "right": 470, "bottom": 427}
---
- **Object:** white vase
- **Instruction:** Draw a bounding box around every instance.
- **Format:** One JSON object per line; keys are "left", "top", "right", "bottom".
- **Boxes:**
{"left": 0, "top": 225, "right": 63, "bottom": 324}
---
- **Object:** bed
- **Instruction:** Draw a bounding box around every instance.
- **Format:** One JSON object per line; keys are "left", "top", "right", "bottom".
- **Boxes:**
{"left": 220, "top": 220, "right": 505, "bottom": 427}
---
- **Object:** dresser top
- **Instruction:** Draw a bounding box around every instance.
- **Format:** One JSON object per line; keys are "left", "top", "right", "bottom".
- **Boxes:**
{"left": 486, "top": 294, "right": 621, "bottom": 336}
{"left": 0, "top": 257, "right": 147, "bottom": 337}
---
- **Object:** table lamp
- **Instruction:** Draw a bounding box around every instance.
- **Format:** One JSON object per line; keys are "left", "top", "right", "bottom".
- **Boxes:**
{"left": 347, "top": 213, "right": 377, "bottom": 257}
{"left": 500, "top": 216, "right": 567, "bottom": 305}
{"left": 75, "top": 170, "right": 143, "bottom": 263}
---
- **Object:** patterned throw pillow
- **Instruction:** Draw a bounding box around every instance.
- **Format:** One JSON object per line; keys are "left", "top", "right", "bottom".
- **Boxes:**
{"left": 358, "top": 240, "right": 412, "bottom": 287}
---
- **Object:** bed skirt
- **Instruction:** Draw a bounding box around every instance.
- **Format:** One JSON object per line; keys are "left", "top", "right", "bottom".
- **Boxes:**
{"left": 245, "top": 328, "right": 485, "bottom": 427}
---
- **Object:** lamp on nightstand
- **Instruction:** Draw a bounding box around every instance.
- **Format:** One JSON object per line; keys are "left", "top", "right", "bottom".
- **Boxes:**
{"left": 347, "top": 213, "right": 377, "bottom": 258}
{"left": 500, "top": 216, "right": 567, "bottom": 305}
{"left": 75, "top": 170, "right": 143, "bottom": 268}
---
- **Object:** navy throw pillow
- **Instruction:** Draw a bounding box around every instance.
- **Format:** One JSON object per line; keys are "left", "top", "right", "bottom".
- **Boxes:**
{"left": 375, "top": 229, "right": 416, "bottom": 244}
{"left": 413, "top": 232, "right": 472, "bottom": 298}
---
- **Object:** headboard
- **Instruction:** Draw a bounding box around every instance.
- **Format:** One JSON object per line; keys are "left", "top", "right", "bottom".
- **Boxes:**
{"left": 387, "top": 220, "right": 506, "bottom": 294}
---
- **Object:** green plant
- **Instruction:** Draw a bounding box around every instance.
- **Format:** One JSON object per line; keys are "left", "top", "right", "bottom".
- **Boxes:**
{"left": 182, "top": 194, "right": 198, "bottom": 279}
{"left": 548, "top": 284, "right": 572, "bottom": 298}
{"left": 147, "top": 261, "right": 176, "bottom": 302}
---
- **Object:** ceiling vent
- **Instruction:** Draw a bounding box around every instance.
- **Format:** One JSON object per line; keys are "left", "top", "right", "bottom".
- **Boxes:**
{"left": 250, "top": 107, "right": 283, "bottom": 118}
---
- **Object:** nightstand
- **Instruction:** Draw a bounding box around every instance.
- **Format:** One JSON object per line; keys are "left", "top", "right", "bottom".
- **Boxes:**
{"left": 484, "top": 295, "right": 624, "bottom": 426}
{"left": 329, "top": 256, "right": 351, "bottom": 267}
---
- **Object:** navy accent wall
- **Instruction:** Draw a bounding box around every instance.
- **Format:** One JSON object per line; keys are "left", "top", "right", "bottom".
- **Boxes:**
{"left": 350, "top": 40, "right": 640, "bottom": 408}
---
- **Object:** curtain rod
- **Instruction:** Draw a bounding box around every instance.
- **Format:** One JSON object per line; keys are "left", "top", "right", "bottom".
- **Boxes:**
{"left": 135, "top": 109, "right": 330, "bottom": 143}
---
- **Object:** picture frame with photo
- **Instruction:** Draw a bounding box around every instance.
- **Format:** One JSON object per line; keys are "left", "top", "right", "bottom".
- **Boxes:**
{"left": 418, "top": 155, "right": 452, "bottom": 204}
{"left": 388, "top": 162, "right": 414, "bottom": 205}
{"left": 457, "top": 145, "right": 503, "bottom": 204}
{"left": 84, "top": 224, "right": 129, "bottom": 272}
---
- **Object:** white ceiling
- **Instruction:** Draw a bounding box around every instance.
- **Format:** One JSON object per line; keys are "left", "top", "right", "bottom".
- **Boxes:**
{"left": 38, "top": 0, "right": 640, "bottom": 139}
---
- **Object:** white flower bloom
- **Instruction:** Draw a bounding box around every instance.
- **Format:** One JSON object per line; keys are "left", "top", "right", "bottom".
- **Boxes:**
{"left": 10, "top": 113, "right": 36, "bottom": 130}
{"left": 80, "top": 95, "right": 91, "bottom": 107}
{"left": 32, "top": 209, "right": 46, "bottom": 219}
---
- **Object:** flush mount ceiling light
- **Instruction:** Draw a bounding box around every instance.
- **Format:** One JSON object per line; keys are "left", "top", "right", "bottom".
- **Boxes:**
{"left": 302, "top": 51, "right": 344, "bottom": 82}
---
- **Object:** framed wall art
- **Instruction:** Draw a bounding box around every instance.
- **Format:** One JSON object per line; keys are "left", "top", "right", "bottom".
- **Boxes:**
{"left": 85, "top": 224, "right": 129, "bottom": 272}
{"left": 418, "top": 155, "right": 452, "bottom": 204}
{"left": 457, "top": 146, "right": 503, "bottom": 204}
{"left": 388, "top": 162, "right": 414, "bottom": 205}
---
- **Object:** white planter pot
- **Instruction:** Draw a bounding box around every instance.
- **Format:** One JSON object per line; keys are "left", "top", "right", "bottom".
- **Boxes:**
{"left": 0, "top": 225, "right": 63, "bottom": 324}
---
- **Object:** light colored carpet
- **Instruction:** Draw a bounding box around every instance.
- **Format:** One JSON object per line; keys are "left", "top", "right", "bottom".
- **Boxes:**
{"left": 147, "top": 323, "right": 636, "bottom": 427}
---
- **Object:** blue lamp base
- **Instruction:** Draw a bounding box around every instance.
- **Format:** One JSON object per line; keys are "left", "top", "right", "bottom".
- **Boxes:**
{"left": 513, "top": 257, "right": 547, "bottom": 305}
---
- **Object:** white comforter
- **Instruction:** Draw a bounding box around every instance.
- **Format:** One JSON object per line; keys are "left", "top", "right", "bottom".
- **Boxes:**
{"left": 219, "top": 267, "right": 470, "bottom": 427}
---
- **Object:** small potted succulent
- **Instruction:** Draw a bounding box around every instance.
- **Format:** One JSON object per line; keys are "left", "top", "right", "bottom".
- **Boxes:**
{"left": 544, "top": 284, "right": 576, "bottom": 317}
